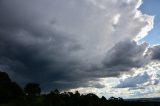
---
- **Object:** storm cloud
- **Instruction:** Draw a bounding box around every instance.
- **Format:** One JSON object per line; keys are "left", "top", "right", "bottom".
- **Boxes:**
{"left": 147, "top": 45, "right": 160, "bottom": 60}
{"left": 0, "top": 0, "right": 157, "bottom": 91}
{"left": 103, "top": 40, "right": 150, "bottom": 72}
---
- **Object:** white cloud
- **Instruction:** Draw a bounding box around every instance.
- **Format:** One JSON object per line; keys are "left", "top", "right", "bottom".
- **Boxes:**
{"left": 69, "top": 61, "right": 160, "bottom": 98}
{"left": 135, "top": 12, "right": 154, "bottom": 40}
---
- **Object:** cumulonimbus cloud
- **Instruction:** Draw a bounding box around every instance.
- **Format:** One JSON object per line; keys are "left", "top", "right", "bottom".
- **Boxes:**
{"left": 0, "top": 0, "right": 157, "bottom": 90}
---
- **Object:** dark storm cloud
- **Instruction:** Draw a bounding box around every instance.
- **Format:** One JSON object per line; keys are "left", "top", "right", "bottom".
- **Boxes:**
{"left": 0, "top": 1, "right": 85, "bottom": 91}
{"left": 0, "top": 0, "right": 110, "bottom": 90}
{"left": 0, "top": 0, "right": 157, "bottom": 91}
{"left": 147, "top": 45, "right": 160, "bottom": 60}
{"left": 0, "top": 0, "right": 86, "bottom": 90}
{"left": 102, "top": 40, "right": 149, "bottom": 72}
{"left": 0, "top": 28, "right": 81, "bottom": 90}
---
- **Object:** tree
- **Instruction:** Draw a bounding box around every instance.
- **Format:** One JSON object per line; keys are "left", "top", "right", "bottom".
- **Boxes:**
{"left": 74, "top": 91, "right": 80, "bottom": 97}
{"left": 24, "top": 83, "right": 41, "bottom": 96}
{"left": 101, "top": 96, "right": 107, "bottom": 101}
{"left": 0, "top": 71, "right": 11, "bottom": 83}
{"left": 53, "top": 89, "right": 60, "bottom": 94}
{"left": 0, "top": 71, "right": 24, "bottom": 103}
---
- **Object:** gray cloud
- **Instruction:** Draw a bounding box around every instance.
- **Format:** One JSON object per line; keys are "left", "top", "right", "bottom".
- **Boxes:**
{"left": 99, "top": 40, "right": 160, "bottom": 82}
{"left": 116, "top": 72, "right": 150, "bottom": 88}
{"left": 0, "top": 0, "right": 84, "bottom": 89}
{"left": 147, "top": 45, "right": 160, "bottom": 60}
{"left": 102, "top": 40, "right": 150, "bottom": 72}
{"left": 116, "top": 70, "right": 160, "bottom": 88}
{"left": 0, "top": 0, "right": 155, "bottom": 91}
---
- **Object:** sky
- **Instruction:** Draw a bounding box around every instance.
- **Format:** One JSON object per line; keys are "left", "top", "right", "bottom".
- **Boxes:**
{"left": 140, "top": 0, "right": 160, "bottom": 45}
{"left": 0, "top": 0, "right": 160, "bottom": 99}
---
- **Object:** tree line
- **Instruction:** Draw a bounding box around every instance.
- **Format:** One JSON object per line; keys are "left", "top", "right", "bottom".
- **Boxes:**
{"left": 0, "top": 71, "right": 159, "bottom": 106}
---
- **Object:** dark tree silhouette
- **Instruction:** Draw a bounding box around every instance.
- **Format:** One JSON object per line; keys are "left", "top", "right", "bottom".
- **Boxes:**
{"left": 0, "top": 71, "right": 24, "bottom": 103}
{"left": 101, "top": 96, "right": 107, "bottom": 101}
{"left": 74, "top": 91, "right": 80, "bottom": 97}
{"left": 24, "top": 83, "right": 41, "bottom": 96}
{"left": 109, "top": 96, "right": 118, "bottom": 101}
{"left": 53, "top": 89, "right": 60, "bottom": 94}
{"left": 0, "top": 71, "right": 11, "bottom": 83}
